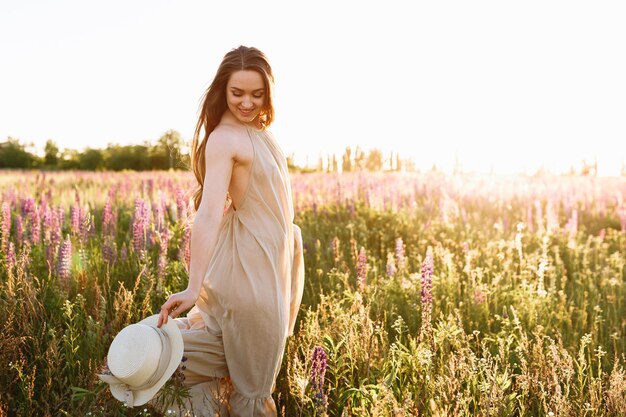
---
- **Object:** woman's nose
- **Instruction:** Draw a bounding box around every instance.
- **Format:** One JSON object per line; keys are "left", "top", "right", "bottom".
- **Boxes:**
{"left": 241, "top": 97, "right": 252, "bottom": 108}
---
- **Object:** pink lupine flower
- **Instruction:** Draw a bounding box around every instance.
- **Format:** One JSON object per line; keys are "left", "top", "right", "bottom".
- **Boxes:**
{"left": 157, "top": 228, "right": 170, "bottom": 280}
{"left": 132, "top": 198, "right": 149, "bottom": 254}
{"left": 1, "top": 202, "right": 10, "bottom": 252}
{"left": 102, "top": 197, "right": 113, "bottom": 235}
{"left": 179, "top": 224, "right": 191, "bottom": 272}
{"left": 71, "top": 203, "right": 81, "bottom": 236}
{"left": 158, "top": 254, "right": 167, "bottom": 281}
{"left": 21, "top": 197, "right": 35, "bottom": 217}
{"left": 175, "top": 188, "right": 187, "bottom": 223}
{"left": 57, "top": 235, "right": 72, "bottom": 281}
{"left": 356, "top": 246, "right": 367, "bottom": 290}
{"left": 31, "top": 207, "right": 41, "bottom": 245}
{"left": 6, "top": 241, "right": 16, "bottom": 270}
{"left": 80, "top": 205, "right": 91, "bottom": 243}
{"left": 57, "top": 206, "right": 65, "bottom": 233}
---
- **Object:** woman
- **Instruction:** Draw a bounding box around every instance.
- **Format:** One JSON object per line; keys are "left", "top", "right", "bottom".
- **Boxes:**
{"left": 157, "top": 45, "right": 305, "bottom": 416}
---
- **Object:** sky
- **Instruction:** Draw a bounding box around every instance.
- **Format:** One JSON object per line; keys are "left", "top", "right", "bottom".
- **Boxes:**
{"left": 1, "top": 0, "right": 625, "bottom": 176}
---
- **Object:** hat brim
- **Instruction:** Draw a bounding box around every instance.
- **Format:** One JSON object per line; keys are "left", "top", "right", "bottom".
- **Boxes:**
{"left": 109, "top": 314, "right": 184, "bottom": 406}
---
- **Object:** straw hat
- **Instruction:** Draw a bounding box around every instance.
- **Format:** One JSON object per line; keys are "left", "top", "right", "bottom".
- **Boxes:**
{"left": 98, "top": 314, "right": 184, "bottom": 407}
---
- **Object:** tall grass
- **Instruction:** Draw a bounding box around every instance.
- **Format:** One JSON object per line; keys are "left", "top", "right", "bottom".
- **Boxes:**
{"left": 0, "top": 169, "right": 624, "bottom": 416}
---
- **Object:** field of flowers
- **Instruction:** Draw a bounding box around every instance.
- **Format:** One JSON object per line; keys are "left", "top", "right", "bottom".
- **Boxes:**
{"left": 0, "top": 169, "right": 625, "bottom": 417}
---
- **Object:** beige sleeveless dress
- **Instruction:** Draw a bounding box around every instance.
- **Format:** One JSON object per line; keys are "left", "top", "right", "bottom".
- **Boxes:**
{"left": 167, "top": 126, "right": 305, "bottom": 416}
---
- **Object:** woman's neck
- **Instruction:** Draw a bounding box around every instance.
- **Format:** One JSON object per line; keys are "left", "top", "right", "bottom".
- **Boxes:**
{"left": 220, "top": 110, "right": 262, "bottom": 131}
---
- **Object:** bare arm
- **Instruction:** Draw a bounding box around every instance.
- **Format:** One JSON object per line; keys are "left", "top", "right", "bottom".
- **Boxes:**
{"left": 158, "top": 129, "right": 236, "bottom": 327}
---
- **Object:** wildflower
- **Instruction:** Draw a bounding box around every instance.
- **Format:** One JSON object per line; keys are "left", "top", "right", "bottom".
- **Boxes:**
{"left": 1, "top": 201, "right": 10, "bottom": 252}
{"left": 6, "top": 241, "right": 16, "bottom": 270}
{"left": 395, "top": 237, "right": 405, "bottom": 270}
{"left": 356, "top": 246, "right": 367, "bottom": 290}
{"left": 80, "top": 205, "right": 92, "bottom": 243}
{"left": 58, "top": 234, "right": 72, "bottom": 281}
{"left": 473, "top": 287, "right": 486, "bottom": 305}
{"left": 331, "top": 236, "right": 340, "bottom": 265}
{"left": 20, "top": 197, "right": 35, "bottom": 217}
{"left": 102, "top": 197, "right": 113, "bottom": 235}
{"left": 179, "top": 224, "right": 191, "bottom": 271}
{"left": 419, "top": 249, "right": 434, "bottom": 344}
{"left": 132, "top": 198, "right": 150, "bottom": 254}
{"left": 119, "top": 243, "right": 128, "bottom": 262}
{"left": 386, "top": 252, "right": 396, "bottom": 277}
{"left": 175, "top": 188, "right": 188, "bottom": 223}
{"left": 30, "top": 208, "right": 41, "bottom": 244}
{"left": 102, "top": 235, "right": 117, "bottom": 265}
{"left": 310, "top": 346, "right": 328, "bottom": 415}
{"left": 71, "top": 203, "right": 80, "bottom": 236}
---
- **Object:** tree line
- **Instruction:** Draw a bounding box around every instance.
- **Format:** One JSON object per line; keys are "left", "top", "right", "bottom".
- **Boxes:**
{"left": 1, "top": 133, "right": 417, "bottom": 173}
{"left": 0, "top": 130, "right": 188, "bottom": 171}
{"left": 287, "top": 146, "right": 418, "bottom": 173}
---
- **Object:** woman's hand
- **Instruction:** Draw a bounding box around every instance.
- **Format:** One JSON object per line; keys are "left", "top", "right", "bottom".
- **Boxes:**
{"left": 157, "top": 287, "right": 200, "bottom": 328}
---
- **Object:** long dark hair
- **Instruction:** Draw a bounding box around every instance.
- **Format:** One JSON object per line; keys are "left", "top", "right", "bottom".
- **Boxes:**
{"left": 189, "top": 46, "right": 275, "bottom": 211}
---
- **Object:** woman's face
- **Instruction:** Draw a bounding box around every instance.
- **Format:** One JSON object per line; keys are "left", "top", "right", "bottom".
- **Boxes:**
{"left": 225, "top": 70, "right": 266, "bottom": 125}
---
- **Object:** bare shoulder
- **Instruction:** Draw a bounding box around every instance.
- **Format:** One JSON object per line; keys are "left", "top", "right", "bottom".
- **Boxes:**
{"left": 205, "top": 125, "right": 241, "bottom": 158}
{"left": 207, "top": 124, "right": 253, "bottom": 164}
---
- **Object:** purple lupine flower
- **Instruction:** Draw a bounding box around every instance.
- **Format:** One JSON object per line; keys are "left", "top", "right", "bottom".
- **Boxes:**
{"left": 43, "top": 205, "right": 53, "bottom": 239}
{"left": 1, "top": 202, "right": 10, "bottom": 252}
{"left": 6, "top": 241, "right": 16, "bottom": 270}
{"left": 57, "top": 235, "right": 72, "bottom": 282}
{"left": 119, "top": 243, "right": 128, "bottom": 262}
{"left": 21, "top": 197, "right": 35, "bottom": 216}
{"left": 154, "top": 196, "right": 165, "bottom": 234}
{"left": 80, "top": 205, "right": 91, "bottom": 243}
{"left": 56, "top": 206, "right": 65, "bottom": 233}
{"left": 50, "top": 208, "right": 62, "bottom": 249}
{"left": 175, "top": 188, "right": 187, "bottom": 223}
{"left": 71, "top": 203, "right": 81, "bottom": 236}
{"left": 132, "top": 198, "right": 149, "bottom": 254}
{"left": 102, "top": 235, "right": 117, "bottom": 265}
{"left": 395, "top": 237, "right": 405, "bottom": 270}
{"left": 310, "top": 345, "right": 328, "bottom": 414}
{"left": 419, "top": 250, "right": 434, "bottom": 343}
{"left": 31, "top": 207, "right": 41, "bottom": 245}
{"left": 102, "top": 197, "right": 113, "bottom": 236}
{"left": 356, "top": 246, "right": 367, "bottom": 290}
{"left": 21, "top": 197, "right": 35, "bottom": 217}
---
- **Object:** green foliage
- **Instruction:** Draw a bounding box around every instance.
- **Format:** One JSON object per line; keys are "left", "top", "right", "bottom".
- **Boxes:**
{"left": 0, "top": 137, "right": 39, "bottom": 168}
{"left": 0, "top": 171, "right": 625, "bottom": 416}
